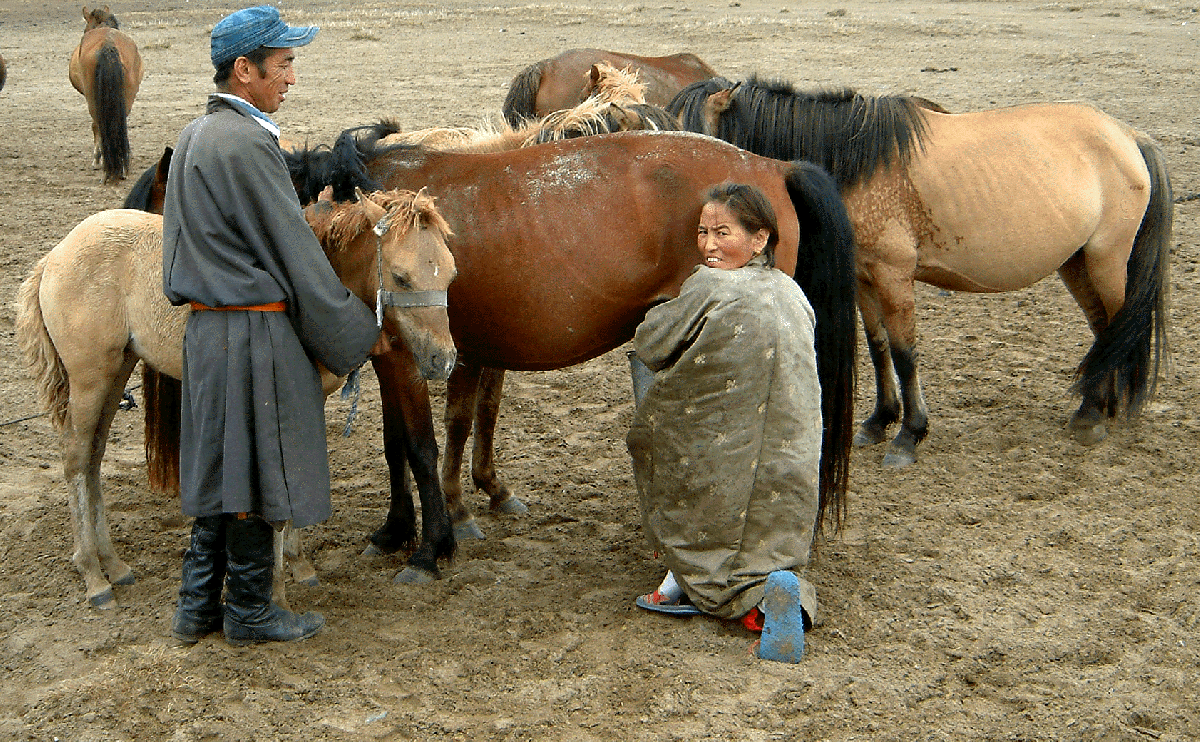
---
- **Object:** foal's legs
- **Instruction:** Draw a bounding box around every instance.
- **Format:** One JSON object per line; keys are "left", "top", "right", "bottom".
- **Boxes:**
{"left": 473, "top": 367, "right": 524, "bottom": 517}
{"left": 369, "top": 351, "right": 455, "bottom": 583}
{"left": 62, "top": 349, "right": 140, "bottom": 607}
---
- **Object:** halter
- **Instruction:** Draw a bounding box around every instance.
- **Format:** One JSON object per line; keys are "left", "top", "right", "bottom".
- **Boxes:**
{"left": 372, "top": 207, "right": 448, "bottom": 328}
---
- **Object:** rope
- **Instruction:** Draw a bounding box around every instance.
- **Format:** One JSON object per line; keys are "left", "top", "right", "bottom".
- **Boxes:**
{"left": 340, "top": 366, "right": 363, "bottom": 437}
{"left": 1, "top": 383, "right": 143, "bottom": 427}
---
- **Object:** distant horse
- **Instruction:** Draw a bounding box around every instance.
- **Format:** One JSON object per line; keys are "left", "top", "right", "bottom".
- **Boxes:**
{"left": 68, "top": 6, "right": 144, "bottom": 182}
{"left": 669, "top": 75, "right": 1173, "bottom": 467}
{"left": 16, "top": 190, "right": 457, "bottom": 608}
{"left": 288, "top": 127, "right": 858, "bottom": 570}
{"left": 0, "top": 53, "right": 7, "bottom": 92}
{"left": 501, "top": 47, "right": 716, "bottom": 126}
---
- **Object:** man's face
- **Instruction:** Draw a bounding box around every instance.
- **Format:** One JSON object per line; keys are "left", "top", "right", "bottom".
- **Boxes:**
{"left": 240, "top": 47, "right": 297, "bottom": 114}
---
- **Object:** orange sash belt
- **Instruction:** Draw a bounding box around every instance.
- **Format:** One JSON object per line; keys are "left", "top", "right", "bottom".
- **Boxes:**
{"left": 189, "top": 301, "right": 286, "bottom": 312}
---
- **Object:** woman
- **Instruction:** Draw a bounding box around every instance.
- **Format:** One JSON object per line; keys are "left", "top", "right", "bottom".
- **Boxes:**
{"left": 626, "top": 183, "right": 820, "bottom": 663}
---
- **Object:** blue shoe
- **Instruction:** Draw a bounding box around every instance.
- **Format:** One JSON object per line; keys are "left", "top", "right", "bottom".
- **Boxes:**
{"left": 758, "top": 571, "right": 805, "bottom": 663}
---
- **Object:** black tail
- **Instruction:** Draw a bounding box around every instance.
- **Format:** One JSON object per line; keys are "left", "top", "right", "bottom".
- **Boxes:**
{"left": 94, "top": 42, "right": 130, "bottom": 182}
{"left": 122, "top": 145, "right": 172, "bottom": 212}
{"left": 785, "top": 162, "right": 857, "bottom": 537}
{"left": 501, "top": 60, "right": 546, "bottom": 127}
{"left": 1071, "top": 134, "right": 1173, "bottom": 416}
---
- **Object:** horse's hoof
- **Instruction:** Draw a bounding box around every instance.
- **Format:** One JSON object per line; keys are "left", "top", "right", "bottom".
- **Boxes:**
{"left": 492, "top": 497, "right": 529, "bottom": 516}
{"left": 881, "top": 448, "right": 917, "bottom": 469}
{"left": 853, "top": 429, "right": 886, "bottom": 447}
{"left": 88, "top": 589, "right": 117, "bottom": 609}
{"left": 454, "top": 519, "right": 486, "bottom": 541}
{"left": 1071, "top": 423, "right": 1107, "bottom": 447}
{"left": 111, "top": 570, "right": 136, "bottom": 587}
{"left": 393, "top": 566, "right": 437, "bottom": 584}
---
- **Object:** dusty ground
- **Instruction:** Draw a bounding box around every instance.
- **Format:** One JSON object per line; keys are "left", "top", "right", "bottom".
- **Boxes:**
{"left": 1, "top": 0, "right": 1198, "bottom": 740}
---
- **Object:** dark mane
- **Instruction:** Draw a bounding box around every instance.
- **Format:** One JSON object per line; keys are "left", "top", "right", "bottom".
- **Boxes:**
{"left": 668, "top": 75, "right": 929, "bottom": 189}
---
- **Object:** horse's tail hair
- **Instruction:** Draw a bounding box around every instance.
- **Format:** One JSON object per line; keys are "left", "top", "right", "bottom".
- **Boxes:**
{"left": 501, "top": 59, "right": 546, "bottom": 128}
{"left": 15, "top": 255, "right": 70, "bottom": 431}
{"left": 1070, "top": 134, "right": 1173, "bottom": 416}
{"left": 143, "top": 365, "right": 181, "bottom": 495}
{"left": 94, "top": 42, "right": 130, "bottom": 182}
{"left": 785, "top": 161, "right": 857, "bottom": 538}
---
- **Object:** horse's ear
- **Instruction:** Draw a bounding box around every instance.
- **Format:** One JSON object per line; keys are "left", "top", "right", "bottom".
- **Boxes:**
{"left": 355, "top": 188, "right": 387, "bottom": 226}
{"left": 588, "top": 64, "right": 602, "bottom": 89}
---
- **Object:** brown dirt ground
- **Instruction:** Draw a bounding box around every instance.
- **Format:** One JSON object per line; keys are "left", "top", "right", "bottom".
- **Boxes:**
{"left": 1, "top": 1, "right": 1198, "bottom": 740}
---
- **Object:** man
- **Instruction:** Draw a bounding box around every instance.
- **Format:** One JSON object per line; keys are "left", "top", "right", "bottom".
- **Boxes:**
{"left": 162, "top": 5, "right": 383, "bottom": 646}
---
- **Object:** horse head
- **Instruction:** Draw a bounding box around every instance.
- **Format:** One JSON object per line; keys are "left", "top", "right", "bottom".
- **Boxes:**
{"left": 584, "top": 62, "right": 647, "bottom": 105}
{"left": 82, "top": 5, "right": 119, "bottom": 31}
{"left": 701, "top": 82, "right": 740, "bottom": 138}
{"left": 308, "top": 187, "right": 457, "bottom": 381}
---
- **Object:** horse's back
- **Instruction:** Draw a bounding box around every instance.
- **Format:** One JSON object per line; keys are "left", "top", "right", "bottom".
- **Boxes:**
{"left": 898, "top": 102, "right": 1152, "bottom": 291}
{"left": 379, "top": 131, "right": 799, "bottom": 368}
{"left": 537, "top": 48, "right": 716, "bottom": 113}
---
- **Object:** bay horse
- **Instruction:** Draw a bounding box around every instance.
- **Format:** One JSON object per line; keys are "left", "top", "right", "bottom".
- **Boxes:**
{"left": 501, "top": 48, "right": 716, "bottom": 126}
{"left": 16, "top": 190, "right": 457, "bottom": 608}
{"left": 669, "top": 75, "right": 1173, "bottom": 467}
{"left": 291, "top": 127, "right": 858, "bottom": 569}
{"left": 69, "top": 6, "right": 144, "bottom": 183}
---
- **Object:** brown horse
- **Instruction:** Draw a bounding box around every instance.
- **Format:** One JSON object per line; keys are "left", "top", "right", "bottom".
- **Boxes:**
{"left": 0, "top": 53, "right": 7, "bottom": 92}
{"left": 293, "top": 127, "right": 858, "bottom": 569}
{"left": 501, "top": 48, "right": 716, "bottom": 126}
{"left": 16, "top": 190, "right": 456, "bottom": 608}
{"left": 669, "top": 76, "right": 1174, "bottom": 467}
{"left": 68, "top": 6, "right": 143, "bottom": 182}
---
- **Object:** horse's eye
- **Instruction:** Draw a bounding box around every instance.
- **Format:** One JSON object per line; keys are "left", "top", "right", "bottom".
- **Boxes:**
{"left": 390, "top": 272, "right": 413, "bottom": 290}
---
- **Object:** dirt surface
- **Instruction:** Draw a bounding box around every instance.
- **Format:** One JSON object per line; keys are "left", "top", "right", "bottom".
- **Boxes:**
{"left": 2, "top": 1, "right": 1199, "bottom": 740}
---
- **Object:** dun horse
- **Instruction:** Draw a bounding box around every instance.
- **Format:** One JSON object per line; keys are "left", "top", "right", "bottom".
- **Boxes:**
{"left": 69, "top": 6, "right": 143, "bottom": 182}
{"left": 16, "top": 190, "right": 457, "bottom": 608}
{"left": 669, "top": 76, "right": 1173, "bottom": 467}
{"left": 290, "top": 126, "right": 858, "bottom": 569}
{"left": 501, "top": 47, "right": 716, "bottom": 126}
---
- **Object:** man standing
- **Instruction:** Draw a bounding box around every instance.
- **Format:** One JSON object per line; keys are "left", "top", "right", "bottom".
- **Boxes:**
{"left": 162, "top": 6, "right": 382, "bottom": 646}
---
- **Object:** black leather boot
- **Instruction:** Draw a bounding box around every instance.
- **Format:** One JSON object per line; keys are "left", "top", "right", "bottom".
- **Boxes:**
{"left": 223, "top": 514, "right": 325, "bottom": 646}
{"left": 171, "top": 515, "right": 226, "bottom": 644}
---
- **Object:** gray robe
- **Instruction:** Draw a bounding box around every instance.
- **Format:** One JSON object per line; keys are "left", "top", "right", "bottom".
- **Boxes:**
{"left": 163, "top": 96, "right": 377, "bottom": 528}
{"left": 627, "top": 256, "right": 821, "bottom": 620}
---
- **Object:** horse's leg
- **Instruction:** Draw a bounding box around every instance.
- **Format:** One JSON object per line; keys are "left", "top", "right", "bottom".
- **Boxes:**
{"left": 370, "top": 352, "right": 456, "bottom": 583}
{"left": 473, "top": 367, "right": 524, "bottom": 516}
{"left": 1058, "top": 252, "right": 1117, "bottom": 445}
{"left": 63, "top": 350, "right": 139, "bottom": 608}
{"left": 272, "top": 526, "right": 291, "bottom": 612}
{"left": 441, "top": 362, "right": 485, "bottom": 539}
{"left": 854, "top": 282, "right": 902, "bottom": 447}
{"left": 872, "top": 270, "right": 928, "bottom": 468}
{"left": 281, "top": 522, "right": 318, "bottom": 587}
{"left": 364, "top": 354, "right": 417, "bottom": 555}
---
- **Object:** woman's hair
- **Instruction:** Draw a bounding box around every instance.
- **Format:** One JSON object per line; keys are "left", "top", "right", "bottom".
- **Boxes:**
{"left": 703, "top": 182, "right": 779, "bottom": 267}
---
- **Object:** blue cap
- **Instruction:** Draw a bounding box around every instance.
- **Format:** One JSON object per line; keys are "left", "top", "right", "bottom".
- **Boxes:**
{"left": 210, "top": 5, "right": 318, "bottom": 69}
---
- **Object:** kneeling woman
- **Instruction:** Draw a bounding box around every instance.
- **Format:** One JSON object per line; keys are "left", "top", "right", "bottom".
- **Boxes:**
{"left": 627, "top": 182, "right": 820, "bottom": 663}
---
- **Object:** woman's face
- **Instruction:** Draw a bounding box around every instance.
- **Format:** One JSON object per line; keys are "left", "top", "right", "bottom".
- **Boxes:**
{"left": 697, "top": 201, "right": 768, "bottom": 270}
